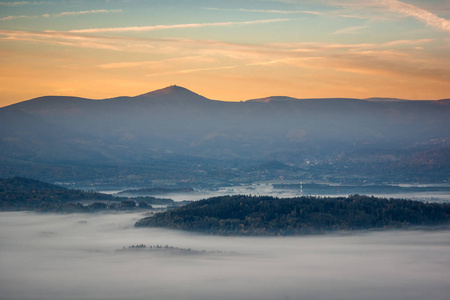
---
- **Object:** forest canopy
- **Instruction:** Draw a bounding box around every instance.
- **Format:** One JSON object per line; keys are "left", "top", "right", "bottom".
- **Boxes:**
{"left": 135, "top": 195, "right": 450, "bottom": 236}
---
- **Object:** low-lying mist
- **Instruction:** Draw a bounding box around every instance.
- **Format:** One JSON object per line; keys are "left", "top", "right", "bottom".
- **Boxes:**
{"left": 105, "top": 183, "right": 450, "bottom": 203}
{"left": 1, "top": 212, "right": 449, "bottom": 300}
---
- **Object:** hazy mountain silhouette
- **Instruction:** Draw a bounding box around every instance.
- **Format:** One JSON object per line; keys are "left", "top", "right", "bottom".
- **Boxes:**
{"left": 1, "top": 86, "right": 448, "bottom": 183}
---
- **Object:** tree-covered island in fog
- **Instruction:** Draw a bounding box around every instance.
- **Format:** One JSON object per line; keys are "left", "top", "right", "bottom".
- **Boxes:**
{"left": 135, "top": 195, "right": 450, "bottom": 236}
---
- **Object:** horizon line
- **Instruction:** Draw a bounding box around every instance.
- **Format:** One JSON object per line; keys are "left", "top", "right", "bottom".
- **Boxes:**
{"left": 1, "top": 85, "right": 448, "bottom": 108}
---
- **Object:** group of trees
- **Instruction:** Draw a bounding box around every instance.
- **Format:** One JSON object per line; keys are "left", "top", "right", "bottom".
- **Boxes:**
{"left": 135, "top": 195, "right": 450, "bottom": 236}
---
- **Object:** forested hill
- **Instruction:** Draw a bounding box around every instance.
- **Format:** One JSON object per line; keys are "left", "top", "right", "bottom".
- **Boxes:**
{"left": 135, "top": 195, "right": 450, "bottom": 236}
{"left": 0, "top": 177, "right": 115, "bottom": 210}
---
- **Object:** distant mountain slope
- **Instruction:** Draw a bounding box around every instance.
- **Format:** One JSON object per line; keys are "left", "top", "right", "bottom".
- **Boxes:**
{"left": 363, "top": 97, "right": 407, "bottom": 102}
{"left": 1, "top": 86, "right": 449, "bottom": 183}
{"left": 435, "top": 99, "right": 450, "bottom": 107}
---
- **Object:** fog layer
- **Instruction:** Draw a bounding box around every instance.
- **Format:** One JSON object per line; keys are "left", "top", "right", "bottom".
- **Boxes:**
{"left": 1, "top": 212, "right": 449, "bottom": 300}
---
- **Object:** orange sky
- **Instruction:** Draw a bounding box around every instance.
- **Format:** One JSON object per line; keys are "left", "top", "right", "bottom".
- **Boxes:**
{"left": 1, "top": 0, "right": 449, "bottom": 107}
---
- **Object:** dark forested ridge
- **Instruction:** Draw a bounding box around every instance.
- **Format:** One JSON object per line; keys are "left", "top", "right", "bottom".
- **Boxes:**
{"left": 135, "top": 195, "right": 450, "bottom": 236}
{"left": 0, "top": 177, "right": 173, "bottom": 212}
{"left": 0, "top": 177, "right": 115, "bottom": 210}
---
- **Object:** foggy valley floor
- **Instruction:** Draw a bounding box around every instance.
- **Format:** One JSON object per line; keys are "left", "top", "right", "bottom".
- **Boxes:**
{"left": 0, "top": 211, "right": 449, "bottom": 300}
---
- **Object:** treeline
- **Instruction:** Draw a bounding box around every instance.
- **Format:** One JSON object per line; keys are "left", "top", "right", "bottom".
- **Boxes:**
{"left": 135, "top": 195, "right": 450, "bottom": 236}
{"left": 273, "top": 183, "right": 450, "bottom": 194}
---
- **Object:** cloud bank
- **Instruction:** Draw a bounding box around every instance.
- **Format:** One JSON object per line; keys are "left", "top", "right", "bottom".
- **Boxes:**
{"left": 0, "top": 212, "right": 449, "bottom": 300}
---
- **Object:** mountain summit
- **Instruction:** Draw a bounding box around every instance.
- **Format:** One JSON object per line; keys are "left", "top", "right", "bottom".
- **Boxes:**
{"left": 135, "top": 85, "right": 211, "bottom": 104}
{"left": 137, "top": 85, "right": 195, "bottom": 96}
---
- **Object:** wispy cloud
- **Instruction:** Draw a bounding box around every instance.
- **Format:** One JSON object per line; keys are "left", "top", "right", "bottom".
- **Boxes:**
{"left": 202, "top": 7, "right": 324, "bottom": 15}
{"left": 0, "top": 28, "right": 433, "bottom": 55}
{"left": 100, "top": 60, "right": 161, "bottom": 69}
{"left": 379, "top": 0, "right": 450, "bottom": 32}
{"left": 247, "top": 58, "right": 300, "bottom": 66}
{"left": 64, "top": 19, "right": 291, "bottom": 33}
{"left": 0, "top": 29, "right": 269, "bottom": 58}
{"left": 146, "top": 66, "right": 237, "bottom": 77}
{"left": 0, "top": 29, "right": 127, "bottom": 51}
{"left": 1, "top": 9, "right": 122, "bottom": 21}
{"left": 202, "top": 6, "right": 378, "bottom": 20}
{"left": 0, "top": 1, "right": 50, "bottom": 5}
{"left": 0, "top": 14, "right": 34, "bottom": 21}
{"left": 333, "top": 0, "right": 450, "bottom": 32}
{"left": 1, "top": 26, "right": 446, "bottom": 83}
{"left": 54, "top": 9, "right": 122, "bottom": 17}
{"left": 333, "top": 25, "right": 369, "bottom": 34}
{"left": 99, "top": 56, "right": 213, "bottom": 69}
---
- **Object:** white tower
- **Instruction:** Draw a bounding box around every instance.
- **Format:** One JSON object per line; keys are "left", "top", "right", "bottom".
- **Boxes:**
{"left": 300, "top": 181, "right": 303, "bottom": 196}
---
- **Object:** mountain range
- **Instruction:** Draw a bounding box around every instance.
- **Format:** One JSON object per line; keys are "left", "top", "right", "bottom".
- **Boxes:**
{"left": 1, "top": 85, "right": 448, "bottom": 186}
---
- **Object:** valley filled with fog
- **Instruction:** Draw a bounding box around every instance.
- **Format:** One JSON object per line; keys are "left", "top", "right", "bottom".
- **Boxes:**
{"left": 1, "top": 211, "right": 449, "bottom": 300}
{"left": 103, "top": 182, "right": 450, "bottom": 203}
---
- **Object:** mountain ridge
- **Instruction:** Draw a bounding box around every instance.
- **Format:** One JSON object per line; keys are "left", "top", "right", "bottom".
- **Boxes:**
{"left": 1, "top": 85, "right": 448, "bottom": 185}
{"left": 3, "top": 85, "right": 448, "bottom": 110}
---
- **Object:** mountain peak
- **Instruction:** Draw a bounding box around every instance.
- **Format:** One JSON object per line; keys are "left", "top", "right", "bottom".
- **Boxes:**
{"left": 137, "top": 85, "right": 203, "bottom": 98}
{"left": 133, "top": 85, "right": 211, "bottom": 104}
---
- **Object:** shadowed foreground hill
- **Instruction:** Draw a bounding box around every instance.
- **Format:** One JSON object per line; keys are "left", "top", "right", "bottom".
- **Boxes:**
{"left": 135, "top": 195, "right": 450, "bottom": 236}
{"left": 0, "top": 177, "right": 115, "bottom": 211}
{"left": 0, "top": 177, "right": 180, "bottom": 212}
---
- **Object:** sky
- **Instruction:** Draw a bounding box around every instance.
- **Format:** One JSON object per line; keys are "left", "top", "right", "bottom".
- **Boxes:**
{"left": 0, "top": 0, "right": 449, "bottom": 106}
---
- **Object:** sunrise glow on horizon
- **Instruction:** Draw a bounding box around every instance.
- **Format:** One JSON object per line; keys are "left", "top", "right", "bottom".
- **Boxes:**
{"left": 1, "top": 0, "right": 449, "bottom": 107}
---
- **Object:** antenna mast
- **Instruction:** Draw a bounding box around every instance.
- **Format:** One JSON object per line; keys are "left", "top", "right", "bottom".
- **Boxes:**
{"left": 300, "top": 181, "right": 303, "bottom": 196}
